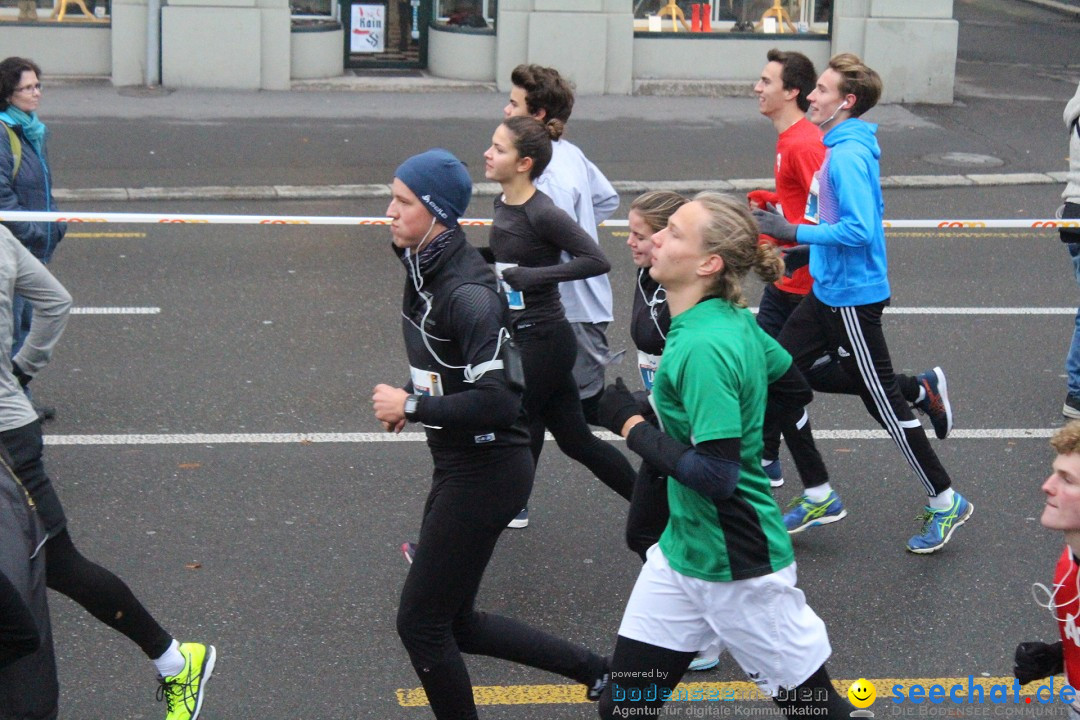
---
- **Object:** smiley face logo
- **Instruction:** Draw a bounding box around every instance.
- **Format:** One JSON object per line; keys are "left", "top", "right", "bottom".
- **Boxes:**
{"left": 848, "top": 678, "right": 876, "bottom": 708}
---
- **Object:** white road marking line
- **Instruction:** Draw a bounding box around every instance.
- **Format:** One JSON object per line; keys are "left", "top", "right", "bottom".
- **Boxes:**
{"left": 71, "top": 307, "right": 161, "bottom": 315}
{"left": 42, "top": 428, "right": 1057, "bottom": 446}
{"left": 747, "top": 307, "right": 1075, "bottom": 315}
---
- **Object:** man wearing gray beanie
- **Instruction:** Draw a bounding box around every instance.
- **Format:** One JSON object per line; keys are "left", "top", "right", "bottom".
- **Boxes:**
{"left": 373, "top": 149, "right": 609, "bottom": 719}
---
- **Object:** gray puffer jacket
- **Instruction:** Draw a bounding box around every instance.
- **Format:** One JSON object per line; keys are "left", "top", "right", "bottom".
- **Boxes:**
{"left": 0, "top": 121, "right": 65, "bottom": 263}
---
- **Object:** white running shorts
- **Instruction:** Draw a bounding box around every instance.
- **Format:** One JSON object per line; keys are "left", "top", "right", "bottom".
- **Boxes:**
{"left": 618, "top": 544, "right": 832, "bottom": 695}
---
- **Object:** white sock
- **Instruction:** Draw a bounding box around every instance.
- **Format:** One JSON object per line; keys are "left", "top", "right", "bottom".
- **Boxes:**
{"left": 928, "top": 488, "right": 954, "bottom": 510}
{"left": 762, "top": 459, "right": 776, "bottom": 468}
{"left": 805, "top": 483, "right": 833, "bottom": 503}
{"left": 915, "top": 386, "right": 926, "bottom": 404}
{"left": 153, "top": 639, "right": 184, "bottom": 678}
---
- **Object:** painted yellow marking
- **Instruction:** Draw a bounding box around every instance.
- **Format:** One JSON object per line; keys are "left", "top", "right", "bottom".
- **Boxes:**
{"left": 610, "top": 231, "right": 629, "bottom": 237}
{"left": 65, "top": 232, "right": 147, "bottom": 238}
{"left": 396, "top": 677, "right": 1065, "bottom": 707}
{"left": 884, "top": 231, "right": 1033, "bottom": 238}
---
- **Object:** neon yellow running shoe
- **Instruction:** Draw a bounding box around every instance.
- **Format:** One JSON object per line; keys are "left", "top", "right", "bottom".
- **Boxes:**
{"left": 156, "top": 642, "right": 216, "bottom": 720}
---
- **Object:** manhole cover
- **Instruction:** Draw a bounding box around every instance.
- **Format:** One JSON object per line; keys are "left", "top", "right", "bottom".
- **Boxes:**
{"left": 922, "top": 152, "right": 1004, "bottom": 168}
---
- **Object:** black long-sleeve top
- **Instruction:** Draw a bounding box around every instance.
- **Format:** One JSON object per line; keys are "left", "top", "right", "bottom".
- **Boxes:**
{"left": 488, "top": 189, "right": 610, "bottom": 328}
{"left": 630, "top": 267, "right": 670, "bottom": 357}
{"left": 396, "top": 229, "right": 530, "bottom": 451}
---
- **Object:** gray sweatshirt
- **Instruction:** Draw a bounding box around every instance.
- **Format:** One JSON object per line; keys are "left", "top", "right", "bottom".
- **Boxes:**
{"left": 0, "top": 224, "right": 71, "bottom": 432}
{"left": 1063, "top": 82, "right": 1080, "bottom": 203}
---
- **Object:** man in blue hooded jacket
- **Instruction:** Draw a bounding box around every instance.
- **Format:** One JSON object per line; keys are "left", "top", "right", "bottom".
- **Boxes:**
{"left": 754, "top": 53, "right": 972, "bottom": 555}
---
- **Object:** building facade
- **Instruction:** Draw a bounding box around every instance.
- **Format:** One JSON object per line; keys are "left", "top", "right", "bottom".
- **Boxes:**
{"left": 0, "top": 0, "right": 957, "bottom": 102}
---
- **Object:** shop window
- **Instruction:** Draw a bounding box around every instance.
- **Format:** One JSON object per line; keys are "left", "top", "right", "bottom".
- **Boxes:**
{"left": 432, "top": 0, "right": 494, "bottom": 30}
{"left": 634, "top": 0, "right": 830, "bottom": 34}
{"left": 293, "top": 0, "right": 339, "bottom": 23}
{"left": 4, "top": 0, "right": 110, "bottom": 22}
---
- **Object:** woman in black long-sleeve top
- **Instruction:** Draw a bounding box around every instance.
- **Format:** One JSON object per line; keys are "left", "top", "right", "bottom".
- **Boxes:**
{"left": 482, "top": 117, "right": 635, "bottom": 528}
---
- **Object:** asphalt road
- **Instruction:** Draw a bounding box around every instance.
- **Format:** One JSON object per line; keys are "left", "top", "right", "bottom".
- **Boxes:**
{"left": 29, "top": 183, "right": 1074, "bottom": 720}
{"left": 15, "top": 0, "right": 1080, "bottom": 717}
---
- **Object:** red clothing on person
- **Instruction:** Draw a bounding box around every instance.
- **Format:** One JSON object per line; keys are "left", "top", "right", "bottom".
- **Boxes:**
{"left": 751, "top": 117, "right": 824, "bottom": 296}
{"left": 1055, "top": 546, "right": 1080, "bottom": 695}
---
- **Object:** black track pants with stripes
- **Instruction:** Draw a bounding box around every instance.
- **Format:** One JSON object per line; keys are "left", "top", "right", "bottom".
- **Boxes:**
{"left": 776, "top": 292, "right": 951, "bottom": 496}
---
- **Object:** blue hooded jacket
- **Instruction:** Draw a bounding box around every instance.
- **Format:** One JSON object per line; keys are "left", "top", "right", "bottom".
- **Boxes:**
{"left": 0, "top": 119, "right": 64, "bottom": 263}
{"left": 795, "top": 118, "right": 889, "bottom": 307}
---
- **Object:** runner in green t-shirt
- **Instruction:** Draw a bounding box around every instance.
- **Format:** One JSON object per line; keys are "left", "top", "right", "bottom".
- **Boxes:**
{"left": 596, "top": 193, "right": 852, "bottom": 719}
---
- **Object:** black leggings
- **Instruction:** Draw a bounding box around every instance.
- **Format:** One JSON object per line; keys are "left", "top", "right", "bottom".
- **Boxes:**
{"left": 0, "top": 421, "right": 173, "bottom": 660}
{"left": 598, "top": 636, "right": 853, "bottom": 719}
{"left": 396, "top": 445, "right": 605, "bottom": 720}
{"left": 777, "top": 293, "right": 949, "bottom": 495}
{"left": 45, "top": 530, "right": 172, "bottom": 659}
{"left": 757, "top": 284, "right": 831, "bottom": 486}
{"left": 517, "top": 320, "right": 634, "bottom": 501}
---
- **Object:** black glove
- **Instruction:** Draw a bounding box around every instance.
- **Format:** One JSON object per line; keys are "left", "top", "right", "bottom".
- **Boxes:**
{"left": 597, "top": 377, "right": 642, "bottom": 436}
{"left": 752, "top": 208, "right": 798, "bottom": 243}
{"left": 11, "top": 362, "right": 30, "bottom": 389}
{"left": 781, "top": 245, "right": 811, "bottom": 277}
{"left": 1013, "top": 641, "right": 1064, "bottom": 684}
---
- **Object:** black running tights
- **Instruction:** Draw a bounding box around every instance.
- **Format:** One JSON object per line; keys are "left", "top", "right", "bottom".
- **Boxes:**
{"left": 517, "top": 320, "right": 634, "bottom": 500}
{"left": 46, "top": 530, "right": 172, "bottom": 659}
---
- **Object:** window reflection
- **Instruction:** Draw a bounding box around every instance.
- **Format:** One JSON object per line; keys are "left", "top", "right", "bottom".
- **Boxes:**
{"left": 633, "top": 0, "right": 830, "bottom": 33}
{"left": 433, "top": 0, "right": 495, "bottom": 29}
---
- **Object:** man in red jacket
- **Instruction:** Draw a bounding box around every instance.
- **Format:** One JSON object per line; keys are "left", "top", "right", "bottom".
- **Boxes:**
{"left": 1012, "top": 421, "right": 1080, "bottom": 715}
{"left": 747, "top": 49, "right": 830, "bottom": 496}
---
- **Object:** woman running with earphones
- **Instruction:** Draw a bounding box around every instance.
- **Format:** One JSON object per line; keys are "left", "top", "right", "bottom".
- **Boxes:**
{"left": 594, "top": 193, "right": 852, "bottom": 718}
{"left": 483, "top": 116, "right": 635, "bottom": 527}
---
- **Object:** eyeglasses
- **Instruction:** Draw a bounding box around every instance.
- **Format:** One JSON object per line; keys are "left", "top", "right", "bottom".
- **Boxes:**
{"left": 14, "top": 83, "right": 42, "bottom": 94}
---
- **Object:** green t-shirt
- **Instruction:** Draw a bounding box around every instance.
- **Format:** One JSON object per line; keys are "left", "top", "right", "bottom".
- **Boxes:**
{"left": 654, "top": 298, "right": 795, "bottom": 582}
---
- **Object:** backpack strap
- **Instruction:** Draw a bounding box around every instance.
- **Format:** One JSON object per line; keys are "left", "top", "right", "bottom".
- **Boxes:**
{"left": 3, "top": 124, "right": 20, "bottom": 179}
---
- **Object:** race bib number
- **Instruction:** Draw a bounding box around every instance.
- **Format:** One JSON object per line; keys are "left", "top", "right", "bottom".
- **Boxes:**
{"left": 495, "top": 262, "right": 525, "bottom": 310}
{"left": 410, "top": 366, "right": 444, "bottom": 397}
{"left": 638, "top": 350, "right": 661, "bottom": 391}
{"left": 804, "top": 175, "right": 820, "bottom": 225}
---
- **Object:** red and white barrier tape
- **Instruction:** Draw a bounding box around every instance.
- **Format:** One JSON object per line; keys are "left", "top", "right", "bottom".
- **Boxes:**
{"left": 0, "top": 211, "right": 1076, "bottom": 230}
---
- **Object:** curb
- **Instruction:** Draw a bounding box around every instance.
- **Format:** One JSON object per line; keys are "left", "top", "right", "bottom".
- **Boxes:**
{"left": 52, "top": 172, "right": 1064, "bottom": 203}
{"left": 1013, "top": 0, "right": 1080, "bottom": 16}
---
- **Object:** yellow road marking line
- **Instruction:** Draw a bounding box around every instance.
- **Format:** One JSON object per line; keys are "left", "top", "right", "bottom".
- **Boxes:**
{"left": 885, "top": 231, "right": 1035, "bottom": 238}
{"left": 396, "top": 677, "right": 1066, "bottom": 707}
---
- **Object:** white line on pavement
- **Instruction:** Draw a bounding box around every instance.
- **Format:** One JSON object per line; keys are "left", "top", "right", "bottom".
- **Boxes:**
{"left": 42, "top": 428, "right": 1057, "bottom": 446}
{"left": 71, "top": 307, "right": 161, "bottom": 315}
{"left": 747, "top": 307, "right": 1075, "bottom": 315}
{"left": 882, "top": 307, "right": 1074, "bottom": 315}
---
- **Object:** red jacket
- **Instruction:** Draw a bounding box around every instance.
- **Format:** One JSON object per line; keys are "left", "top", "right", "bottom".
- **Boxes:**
{"left": 748, "top": 117, "right": 824, "bottom": 296}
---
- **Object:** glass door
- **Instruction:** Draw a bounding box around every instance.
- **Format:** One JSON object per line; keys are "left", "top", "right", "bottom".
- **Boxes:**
{"left": 343, "top": 0, "right": 430, "bottom": 69}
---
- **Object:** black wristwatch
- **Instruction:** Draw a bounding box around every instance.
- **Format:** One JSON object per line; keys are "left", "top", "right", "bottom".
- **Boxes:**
{"left": 403, "top": 394, "right": 421, "bottom": 422}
